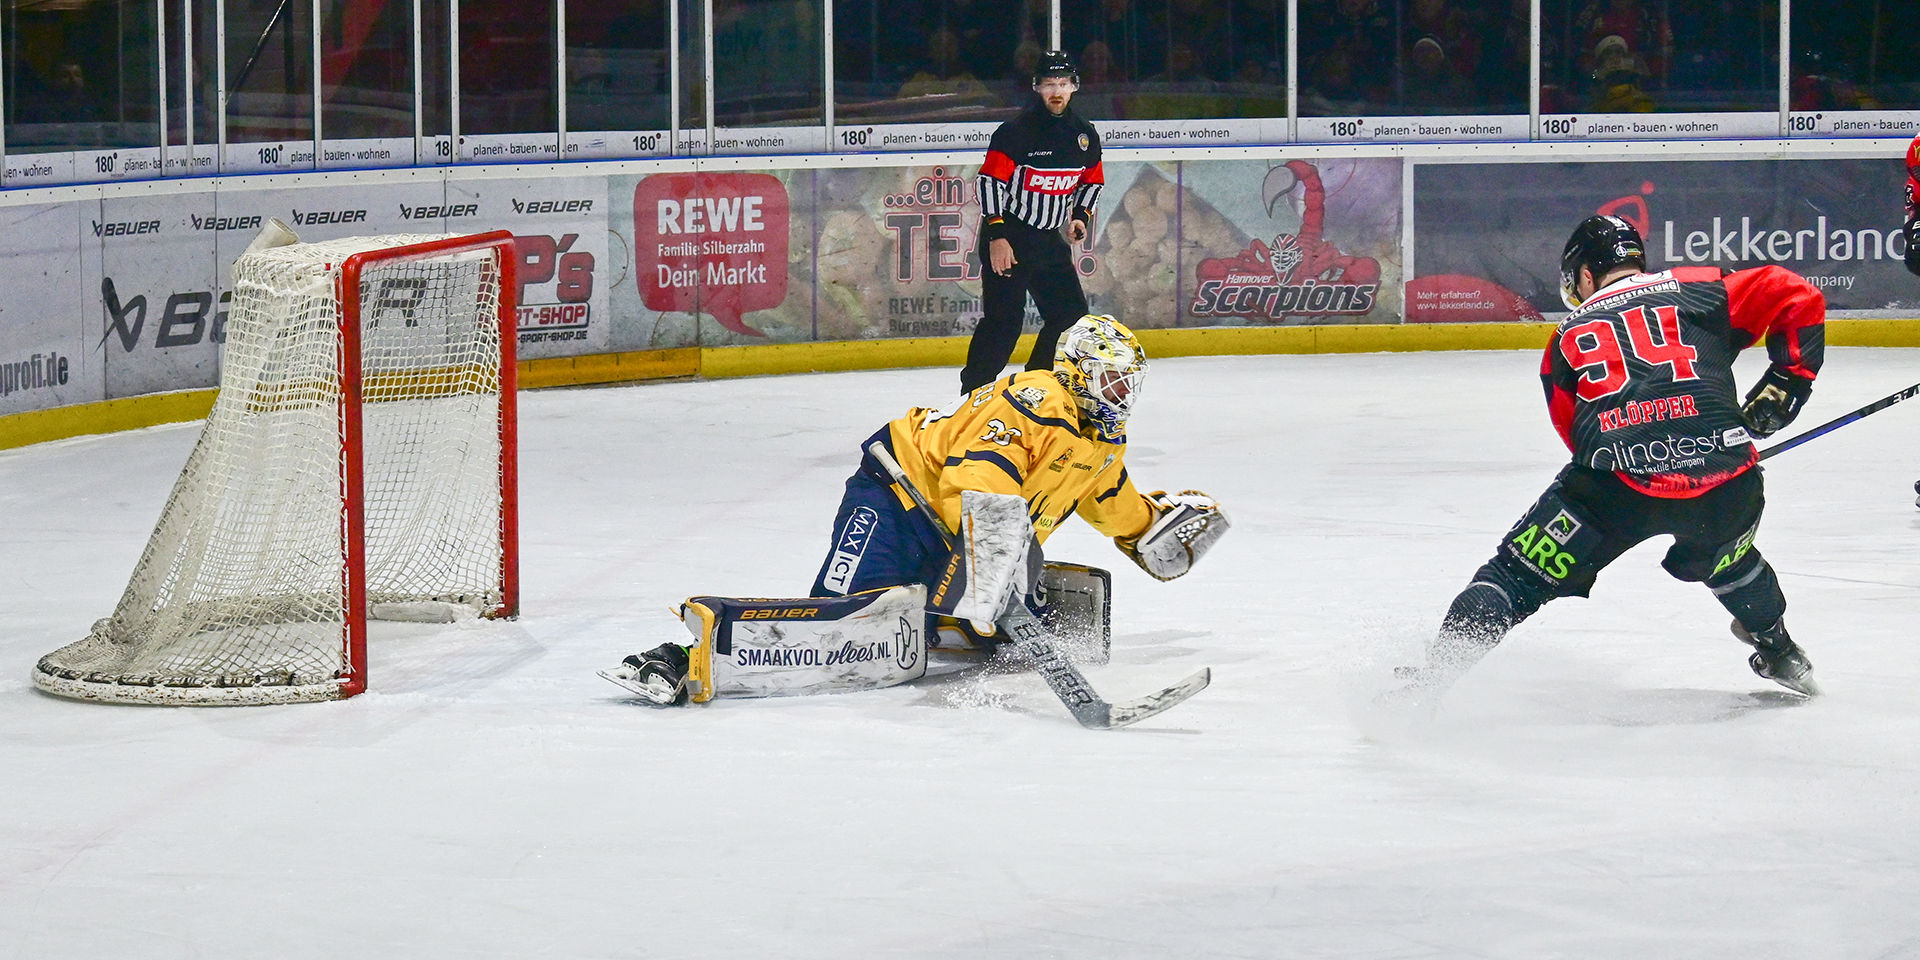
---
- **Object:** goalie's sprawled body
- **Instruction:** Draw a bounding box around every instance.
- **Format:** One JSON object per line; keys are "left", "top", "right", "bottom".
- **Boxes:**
{"left": 601, "top": 315, "right": 1229, "bottom": 708}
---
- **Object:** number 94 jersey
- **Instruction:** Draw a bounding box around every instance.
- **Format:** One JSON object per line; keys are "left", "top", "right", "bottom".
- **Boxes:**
{"left": 1543, "top": 265, "right": 1824, "bottom": 497}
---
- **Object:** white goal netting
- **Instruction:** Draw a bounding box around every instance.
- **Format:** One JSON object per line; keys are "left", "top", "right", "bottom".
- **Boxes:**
{"left": 34, "top": 233, "right": 515, "bottom": 705}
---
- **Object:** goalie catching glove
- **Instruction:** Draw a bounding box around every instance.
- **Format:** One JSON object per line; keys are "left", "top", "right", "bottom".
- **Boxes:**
{"left": 1116, "top": 490, "right": 1229, "bottom": 581}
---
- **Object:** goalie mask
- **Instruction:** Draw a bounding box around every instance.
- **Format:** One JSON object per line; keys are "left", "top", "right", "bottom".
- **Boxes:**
{"left": 1054, "top": 314, "right": 1147, "bottom": 442}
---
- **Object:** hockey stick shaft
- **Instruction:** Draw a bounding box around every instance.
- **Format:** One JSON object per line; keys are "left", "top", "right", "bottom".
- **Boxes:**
{"left": 863, "top": 441, "right": 1208, "bottom": 729}
{"left": 1758, "top": 381, "right": 1920, "bottom": 461}
{"left": 865, "top": 441, "right": 956, "bottom": 549}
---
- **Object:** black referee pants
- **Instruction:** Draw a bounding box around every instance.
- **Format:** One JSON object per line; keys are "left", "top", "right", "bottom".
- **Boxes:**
{"left": 961, "top": 223, "right": 1089, "bottom": 393}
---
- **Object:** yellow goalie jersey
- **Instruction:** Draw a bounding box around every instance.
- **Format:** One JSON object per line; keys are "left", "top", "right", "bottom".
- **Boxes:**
{"left": 884, "top": 370, "right": 1155, "bottom": 543}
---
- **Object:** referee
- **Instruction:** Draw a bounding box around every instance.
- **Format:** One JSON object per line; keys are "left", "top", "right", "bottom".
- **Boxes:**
{"left": 962, "top": 50, "right": 1104, "bottom": 393}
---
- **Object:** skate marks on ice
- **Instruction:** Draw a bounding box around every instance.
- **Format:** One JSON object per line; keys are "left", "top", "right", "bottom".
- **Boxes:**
{"left": 902, "top": 646, "right": 1209, "bottom": 732}
{"left": 1339, "top": 615, "right": 1811, "bottom": 742}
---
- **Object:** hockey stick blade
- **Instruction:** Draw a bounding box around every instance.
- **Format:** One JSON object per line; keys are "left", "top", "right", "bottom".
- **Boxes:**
{"left": 1105, "top": 668, "right": 1212, "bottom": 728}
{"left": 1004, "top": 608, "right": 1210, "bottom": 729}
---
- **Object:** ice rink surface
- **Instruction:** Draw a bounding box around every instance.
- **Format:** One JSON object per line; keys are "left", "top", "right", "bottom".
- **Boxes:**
{"left": 4, "top": 348, "right": 1920, "bottom": 959}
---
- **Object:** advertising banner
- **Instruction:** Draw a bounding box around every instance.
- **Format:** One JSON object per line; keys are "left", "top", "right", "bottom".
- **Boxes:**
{"left": 85, "top": 191, "right": 225, "bottom": 398}
{"left": 1087, "top": 157, "right": 1401, "bottom": 328}
{"left": 608, "top": 156, "right": 1404, "bottom": 349}
{"left": 812, "top": 164, "right": 985, "bottom": 340}
{"left": 1413, "top": 158, "right": 1919, "bottom": 319}
{"left": 444, "top": 176, "right": 612, "bottom": 359}
{"left": 0, "top": 202, "right": 92, "bottom": 416}
{"left": 611, "top": 169, "right": 817, "bottom": 347}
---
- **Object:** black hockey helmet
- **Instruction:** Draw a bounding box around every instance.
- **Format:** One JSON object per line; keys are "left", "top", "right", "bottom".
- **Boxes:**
{"left": 1559, "top": 214, "right": 1646, "bottom": 309}
{"left": 1033, "top": 49, "right": 1080, "bottom": 88}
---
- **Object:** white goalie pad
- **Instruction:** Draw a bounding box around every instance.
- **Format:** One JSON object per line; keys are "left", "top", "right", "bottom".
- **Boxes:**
{"left": 679, "top": 585, "right": 927, "bottom": 701}
{"left": 1039, "top": 562, "right": 1112, "bottom": 665}
{"left": 1123, "top": 491, "right": 1231, "bottom": 581}
{"left": 928, "top": 490, "right": 1041, "bottom": 629}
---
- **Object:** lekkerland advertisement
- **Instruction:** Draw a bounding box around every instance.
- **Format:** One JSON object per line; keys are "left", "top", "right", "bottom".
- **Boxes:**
{"left": 1412, "top": 158, "right": 1919, "bottom": 320}
{"left": 0, "top": 202, "right": 93, "bottom": 416}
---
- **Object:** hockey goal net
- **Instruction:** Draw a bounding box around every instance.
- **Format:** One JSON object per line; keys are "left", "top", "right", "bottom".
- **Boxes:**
{"left": 34, "top": 231, "right": 519, "bottom": 705}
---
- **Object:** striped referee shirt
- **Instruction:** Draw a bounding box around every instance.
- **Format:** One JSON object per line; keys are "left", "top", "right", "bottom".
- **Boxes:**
{"left": 977, "top": 104, "right": 1103, "bottom": 241}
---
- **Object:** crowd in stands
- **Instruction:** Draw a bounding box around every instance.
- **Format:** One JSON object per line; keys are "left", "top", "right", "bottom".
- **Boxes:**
{"left": 3, "top": 0, "right": 1916, "bottom": 151}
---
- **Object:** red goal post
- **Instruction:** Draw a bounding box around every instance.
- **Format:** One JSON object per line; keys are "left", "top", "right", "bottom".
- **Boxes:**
{"left": 338, "top": 231, "right": 521, "bottom": 698}
{"left": 33, "top": 230, "right": 520, "bottom": 705}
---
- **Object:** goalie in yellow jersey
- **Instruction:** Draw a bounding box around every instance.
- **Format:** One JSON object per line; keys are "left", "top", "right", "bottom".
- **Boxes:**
{"left": 602, "top": 315, "right": 1230, "bottom": 706}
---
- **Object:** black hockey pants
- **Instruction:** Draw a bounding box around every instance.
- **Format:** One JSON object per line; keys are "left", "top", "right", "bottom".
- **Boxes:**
{"left": 961, "top": 223, "right": 1088, "bottom": 393}
{"left": 1442, "top": 465, "right": 1786, "bottom": 647}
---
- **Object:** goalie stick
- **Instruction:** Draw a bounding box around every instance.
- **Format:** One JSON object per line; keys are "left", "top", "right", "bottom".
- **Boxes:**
{"left": 864, "top": 441, "right": 1210, "bottom": 729}
{"left": 1758, "top": 381, "right": 1920, "bottom": 461}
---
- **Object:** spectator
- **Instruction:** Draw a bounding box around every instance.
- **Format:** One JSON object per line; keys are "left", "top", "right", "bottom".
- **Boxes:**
{"left": 1589, "top": 34, "right": 1656, "bottom": 112}
{"left": 1127, "top": 42, "right": 1223, "bottom": 119}
{"left": 1575, "top": 0, "right": 1669, "bottom": 82}
{"left": 1073, "top": 40, "right": 1125, "bottom": 119}
{"left": 1411, "top": 0, "right": 1481, "bottom": 78}
{"left": 1301, "top": 46, "right": 1367, "bottom": 115}
{"left": 1403, "top": 37, "right": 1479, "bottom": 112}
{"left": 898, "top": 27, "right": 994, "bottom": 103}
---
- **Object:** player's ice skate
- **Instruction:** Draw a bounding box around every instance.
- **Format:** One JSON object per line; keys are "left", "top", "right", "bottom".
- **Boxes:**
{"left": 1733, "top": 619, "right": 1819, "bottom": 697}
{"left": 599, "top": 644, "right": 691, "bottom": 706}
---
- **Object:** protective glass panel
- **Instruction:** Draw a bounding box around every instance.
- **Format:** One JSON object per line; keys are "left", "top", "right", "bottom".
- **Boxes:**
{"left": 833, "top": 0, "right": 1044, "bottom": 124}
{"left": 1541, "top": 0, "right": 1777, "bottom": 115}
{"left": 1790, "top": 0, "right": 1920, "bottom": 111}
{"left": 223, "top": 0, "right": 316, "bottom": 162}
{"left": 565, "top": 0, "right": 670, "bottom": 154}
{"left": 458, "top": 0, "right": 554, "bottom": 144}
{"left": 1063, "top": 0, "right": 1291, "bottom": 121}
{"left": 321, "top": 0, "right": 417, "bottom": 148}
{"left": 711, "top": 0, "right": 822, "bottom": 127}
{"left": 1299, "top": 0, "right": 1529, "bottom": 118}
{"left": 5, "top": 0, "right": 162, "bottom": 156}
{"left": 678, "top": 0, "right": 703, "bottom": 142}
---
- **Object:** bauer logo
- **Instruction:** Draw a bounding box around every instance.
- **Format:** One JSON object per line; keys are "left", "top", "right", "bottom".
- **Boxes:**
{"left": 189, "top": 214, "right": 263, "bottom": 232}
{"left": 512, "top": 198, "right": 594, "bottom": 215}
{"left": 292, "top": 209, "right": 368, "bottom": 226}
{"left": 821, "top": 506, "right": 879, "bottom": 594}
{"left": 91, "top": 219, "right": 161, "bottom": 238}
{"left": 399, "top": 203, "right": 479, "bottom": 220}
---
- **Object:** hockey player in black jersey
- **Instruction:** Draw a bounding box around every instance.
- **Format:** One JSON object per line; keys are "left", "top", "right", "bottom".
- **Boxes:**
{"left": 1399, "top": 215, "right": 1827, "bottom": 704}
{"left": 961, "top": 50, "right": 1104, "bottom": 393}
{"left": 1904, "top": 132, "right": 1919, "bottom": 279}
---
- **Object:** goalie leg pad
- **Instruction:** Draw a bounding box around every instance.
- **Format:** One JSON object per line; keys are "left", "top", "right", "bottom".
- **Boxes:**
{"left": 1038, "top": 562, "right": 1112, "bottom": 665}
{"left": 679, "top": 585, "right": 928, "bottom": 701}
{"left": 928, "top": 490, "right": 1042, "bottom": 629}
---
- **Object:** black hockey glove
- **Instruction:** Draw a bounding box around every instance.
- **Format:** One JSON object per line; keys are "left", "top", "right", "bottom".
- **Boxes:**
{"left": 1740, "top": 366, "right": 1814, "bottom": 439}
{"left": 1905, "top": 218, "right": 1920, "bottom": 278}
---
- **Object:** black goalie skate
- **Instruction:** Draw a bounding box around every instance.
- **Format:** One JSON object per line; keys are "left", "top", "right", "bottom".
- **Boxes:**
{"left": 598, "top": 643, "right": 692, "bottom": 705}
{"left": 1732, "top": 619, "right": 1819, "bottom": 697}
